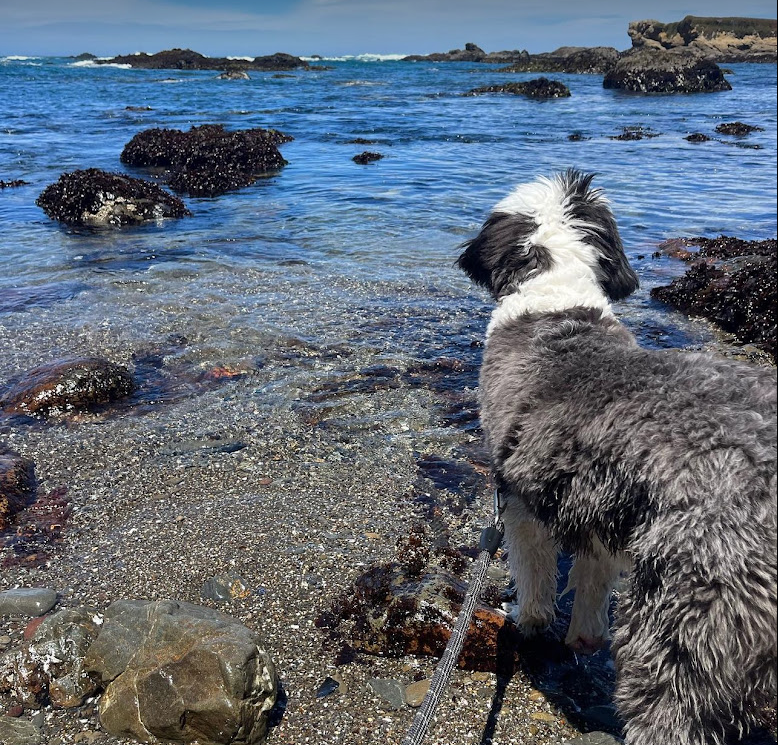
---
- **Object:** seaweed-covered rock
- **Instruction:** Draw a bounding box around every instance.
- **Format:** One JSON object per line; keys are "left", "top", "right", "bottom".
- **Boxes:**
{"left": 1, "top": 357, "right": 135, "bottom": 417}
{"left": 352, "top": 151, "right": 383, "bottom": 164}
{"left": 466, "top": 77, "right": 571, "bottom": 98}
{"left": 499, "top": 46, "right": 620, "bottom": 74}
{"left": 98, "top": 48, "right": 309, "bottom": 71}
{"left": 0, "top": 179, "right": 28, "bottom": 189}
{"left": 651, "top": 236, "right": 777, "bottom": 360}
{"left": 0, "top": 447, "right": 34, "bottom": 531}
{"left": 36, "top": 169, "right": 190, "bottom": 226}
{"left": 715, "top": 121, "right": 764, "bottom": 136}
{"left": 121, "top": 124, "right": 292, "bottom": 197}
{"left": 320, "top": 561, "right": 510, "bottom": 672}
{"left": 628, "top": 16, "right": 777, "bottom": 62}
{"left": 603, "top": 48, "right": 731, "bottom": 93}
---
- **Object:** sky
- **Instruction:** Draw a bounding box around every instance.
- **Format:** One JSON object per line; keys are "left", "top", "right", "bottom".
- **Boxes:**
{"left": 0, "top": 0, "right": 776, "bottom": 58}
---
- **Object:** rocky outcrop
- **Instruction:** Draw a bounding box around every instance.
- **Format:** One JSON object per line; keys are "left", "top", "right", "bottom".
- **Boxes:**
{"left": 466, "top": 78, "right": 571, "bottom": 98}
{"left": 651, "top": 236, "right": 777, "bottom": 360}
{"left": 603, "top": 48, "right": 731, "bottom": 93}
{"left": 0, "top": 357, "right": 135, "bottom": 417}
{"left": 217, "top": 70, "right": 251, "bottom": 80}
{"left": 0, "top": 179, "right": 28, "bottom": 188}
{"left": 84, "top": 600, "right": 277, "bottom": 744}
{"left": 499, "top": 46, "right": 620, "bottom": 74}
{"left": 628, "top": 16, "right": 777, "bottom": 62}
{"left": 120, "top": 124, "right": 292, "bottom": 197}
{"left": 36, "top": 169, "right": 191, "bottom": 226}
{"left": 98, "top": 48, "right": 309, "bottom": 71}
{"left": 403, "top": 42, "right": 530, "bottom": 64}
{"left": 0, "top": 448, "right": 34, "bottom": 531}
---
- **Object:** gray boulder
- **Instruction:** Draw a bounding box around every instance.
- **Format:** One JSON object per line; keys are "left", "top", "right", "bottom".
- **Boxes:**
{"left": 603, "top": 48, "right": 731, "bottom": 93}
{"left": 84, "top": 599, "right": 277, "bottom": 744}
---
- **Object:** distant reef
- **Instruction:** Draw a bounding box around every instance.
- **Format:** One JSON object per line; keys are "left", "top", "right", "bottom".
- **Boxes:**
{"left": 402, "top": 16, "right": 776, "bottom": 67}
{"left": 628, "top": 16, "right": 777, "bottom": 62}
{"left": 97, "top": 48, "right": 310, "bottom": 71}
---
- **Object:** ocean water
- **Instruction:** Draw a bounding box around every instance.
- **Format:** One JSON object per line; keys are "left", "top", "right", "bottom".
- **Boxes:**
{"left": 0, "top": 56, "right": 776, "bottom": 384}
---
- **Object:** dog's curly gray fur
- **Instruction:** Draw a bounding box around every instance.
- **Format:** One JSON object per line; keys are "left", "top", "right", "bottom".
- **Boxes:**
{"left": 458, "top": 170, "right": 777, "bottom": 745}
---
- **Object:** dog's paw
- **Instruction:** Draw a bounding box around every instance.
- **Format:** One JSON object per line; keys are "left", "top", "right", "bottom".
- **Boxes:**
{"left": 503, "top": 602, "right": 554, "bottom": 635}
{"left": 565, "top": 632, "right": 608, "bottom": 655}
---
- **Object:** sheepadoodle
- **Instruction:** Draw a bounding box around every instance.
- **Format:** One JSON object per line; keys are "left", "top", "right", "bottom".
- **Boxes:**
{"left": 457, "top": 170, "right": 777, "bottom": 745}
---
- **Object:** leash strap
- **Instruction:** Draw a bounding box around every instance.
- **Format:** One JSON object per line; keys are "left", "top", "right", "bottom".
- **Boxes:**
{"left": 401, "top": 493, "right": 504, "bottom": 745}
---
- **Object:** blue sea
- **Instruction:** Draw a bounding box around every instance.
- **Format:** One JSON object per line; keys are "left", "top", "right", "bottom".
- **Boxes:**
{"left": 0, "top": 55, "right": 776, "bottom": 380}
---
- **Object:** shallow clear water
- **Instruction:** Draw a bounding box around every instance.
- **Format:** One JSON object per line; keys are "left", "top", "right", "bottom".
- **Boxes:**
{"left": 0, "top": 57, "right": 776, "bottom": 377}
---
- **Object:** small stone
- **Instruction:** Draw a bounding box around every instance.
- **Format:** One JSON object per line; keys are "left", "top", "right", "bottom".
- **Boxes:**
{"left": 404, "top": 679, "right": 430, "bottom": 707}
{"left": 6, "top": 703, "right": 24, "bottom": 717}
{"left": 316, "top": 676, "right": 341, "bottom": 698}
{"left": 530, "top": 711, "right": 557, "bottom": 722}
{"left": 368, "top": 678, "right": 406, "bottom": 710}
{"left": 0, "top": 634, "right": 12, "bottom": 646}
{"left": 0, "top": 716, "right": 42, "bottom": 745}
{"left": 200, "top": 572, "right": 251, "bottom": 602}
{"left": 0, "top": 588, "right": 58, "bottom": 617}
{"left": 528, "top": 689, "right": 546, "bottom": 702}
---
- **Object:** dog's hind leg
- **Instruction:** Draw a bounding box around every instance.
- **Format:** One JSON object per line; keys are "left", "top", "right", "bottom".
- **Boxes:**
{"left": 502, "top": 498, "right": 559, "bottom": 634}
{"left": 564, "top": 539, "right": 629, "bottom": 654}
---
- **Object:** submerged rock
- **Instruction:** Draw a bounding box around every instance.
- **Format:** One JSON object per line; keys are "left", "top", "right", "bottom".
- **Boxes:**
{"left": 651, "top": 236, "right": 777, "bottom": 360}
{"left": 121, "top": 124, "right": 292, "bottom": 197}
{"left": 603, "top": 48, "right": 731, "bottom": 93}
{"left": 36, "top": 169, "right": 190, "bottom": 226}
{"left": 715, "top": 121, "right": 764, "bottom": 136}
{"left": 0, "top": 588, "right": 57, "bottom": 618}
{"left": 0, "top": 447, "right": 34, "bottom": 531}
{"left": 0, "top": 179, "right": 28, "bottom": 189}
{"left": 467, "top": 77, "right": 571, "bottom": 98}
{"left": 0, "top": 357, "right": 135, "bottom": 417}
{"left": 352, "top": 151, "right": 383, "bottom": 164}
{"left": 84, "top": 599, "right": 277, "bottom": 744}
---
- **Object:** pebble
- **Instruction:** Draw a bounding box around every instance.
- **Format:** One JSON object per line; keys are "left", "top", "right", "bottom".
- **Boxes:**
{"left": 0, "top": 588, "right": 58, "bottom": 617}
{"left": 367, "top": 678, "right": 406, "bottom": 710}
{"left": 200, "top": 573, "right": 250, "bottom": 602}
{"left": 530, "top": 711, "right": 557, "bottom": 722}
{"left": 404, "top": 679, "right": 430, "bottom": 707}
{"left": 0, "top": 634, "right": 12, "bottom": 646}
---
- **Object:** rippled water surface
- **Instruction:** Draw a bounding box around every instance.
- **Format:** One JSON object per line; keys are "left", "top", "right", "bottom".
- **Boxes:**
{"left": 0, "top": 57, "right": 776, "bottom": 374}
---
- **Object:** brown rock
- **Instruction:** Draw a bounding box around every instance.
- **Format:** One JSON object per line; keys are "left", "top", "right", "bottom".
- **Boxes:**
{"left": 1, "top": 357, "right": 135, "bottom": 417}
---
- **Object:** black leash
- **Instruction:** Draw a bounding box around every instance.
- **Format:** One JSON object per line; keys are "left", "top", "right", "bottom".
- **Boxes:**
{"left": 401, "top": 490, "right": 505, "bottom": 745}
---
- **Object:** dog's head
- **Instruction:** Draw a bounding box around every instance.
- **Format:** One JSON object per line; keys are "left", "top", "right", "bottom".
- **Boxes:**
{"left": 458, "top": 170, "right": 639, "bottom": 302}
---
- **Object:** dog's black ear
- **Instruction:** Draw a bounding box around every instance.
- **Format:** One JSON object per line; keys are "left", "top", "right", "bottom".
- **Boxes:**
{"left": 563, "top": 171, "right": 639, "bottom": 301}
{"left": 586, "top": 214, "right": 639, "bottom": 301}
{"left": 458, "top": 212, "right": 544, "bottom": 298}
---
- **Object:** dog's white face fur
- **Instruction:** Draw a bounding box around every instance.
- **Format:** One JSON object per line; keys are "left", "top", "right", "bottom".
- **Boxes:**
{"left": 458, "top": 171, "right": 777, "bottom": 745}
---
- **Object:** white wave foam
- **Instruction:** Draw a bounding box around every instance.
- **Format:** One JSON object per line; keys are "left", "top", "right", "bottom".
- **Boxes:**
{"left": 301, "top": 53, "right": 406, "bottom": 63}
{"left": 2, "top": 55, "right": 41, "bottom": 61}
{"left": 227, "top": 56, "right": 255, "bottom": 61}
{"left": 69, "top": 59, "right": 133, "bottom": 69}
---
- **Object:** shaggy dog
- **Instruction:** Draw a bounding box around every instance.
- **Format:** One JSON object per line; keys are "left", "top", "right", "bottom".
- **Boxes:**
{"left": 457, "top": 170, "right": 777, "bottom": 745}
